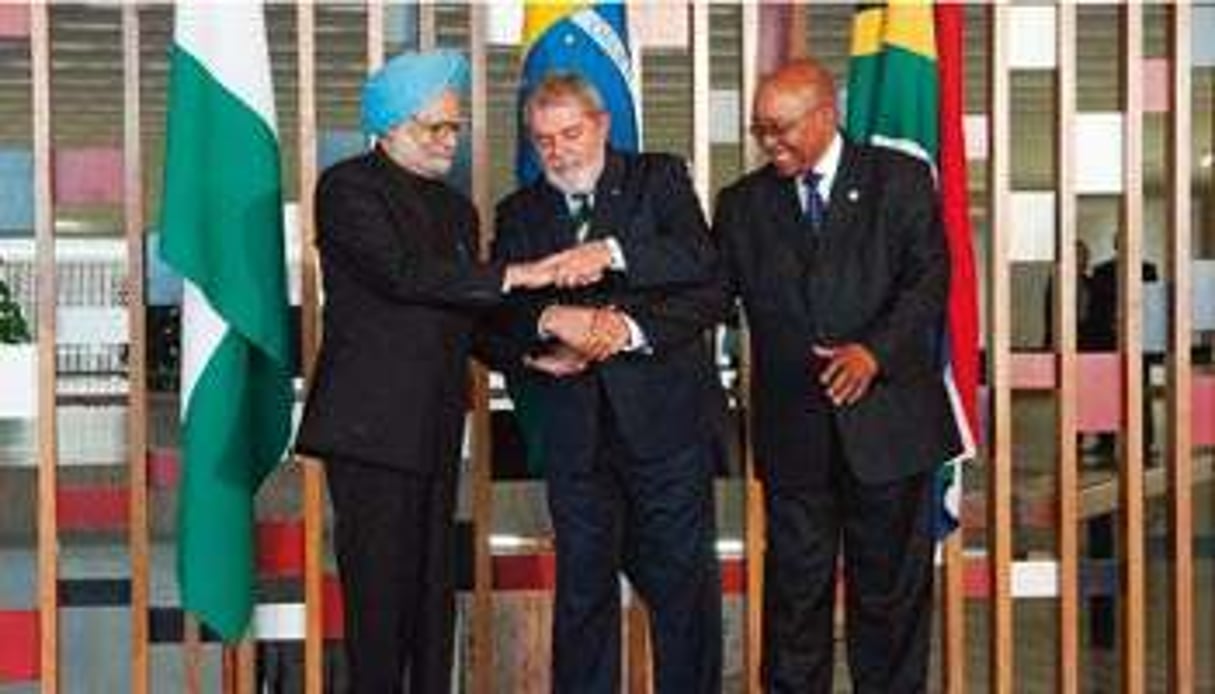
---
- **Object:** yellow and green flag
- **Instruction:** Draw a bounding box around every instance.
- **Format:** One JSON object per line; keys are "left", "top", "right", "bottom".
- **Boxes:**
{"left": 846, "top": 2, "right": 979, "bottom": 537}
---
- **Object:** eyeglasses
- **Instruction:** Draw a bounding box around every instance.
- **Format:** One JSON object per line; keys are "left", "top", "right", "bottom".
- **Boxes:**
{"left": 748, "top": 116, "right": 804, "bottom": 141}
{"left": 412, "top": 116, "right": 465, "bottom": 141}
{"left": 748, "top": 102, "right": 830, "bottom": 141}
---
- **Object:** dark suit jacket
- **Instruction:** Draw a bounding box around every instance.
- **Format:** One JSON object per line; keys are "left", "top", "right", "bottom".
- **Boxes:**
{"left": 296, "top": 148, "right": 505, "bottom": 474}
{"left": 715, "top": 139, "right": 961, "bottom": 486}
{"left": 492, "top": 150, "right": 727, "bottom": 467}
{"left": 1081, "top": 258, "right": 1158, "bottom": 351}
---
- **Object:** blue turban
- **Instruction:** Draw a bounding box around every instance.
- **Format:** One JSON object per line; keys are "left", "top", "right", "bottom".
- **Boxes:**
{"left": 360, "top": 49, "right": 469, "bottom": 136}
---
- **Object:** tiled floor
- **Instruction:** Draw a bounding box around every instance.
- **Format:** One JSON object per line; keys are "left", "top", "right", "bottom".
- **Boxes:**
{"left": 3, "top": 389, "right": 1215, "bottom": 691}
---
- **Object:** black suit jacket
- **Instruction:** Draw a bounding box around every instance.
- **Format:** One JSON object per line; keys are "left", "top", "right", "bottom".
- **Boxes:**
{"left": 715, "top": 139, "right": 961, "bottom": 486}
{"left": 1081, "top": 258, "right": 1158, "bottom": 351}
{"left": 296, "top": 148, "right": 505, "bottom": 473}
{"left": 492, "top": 150, "right": 727, "bottom": 467}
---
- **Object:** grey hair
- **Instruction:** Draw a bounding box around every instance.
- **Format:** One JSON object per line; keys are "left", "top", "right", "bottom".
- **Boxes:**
{"left": 524, "top": 72, "right": 606, "bottom": 125}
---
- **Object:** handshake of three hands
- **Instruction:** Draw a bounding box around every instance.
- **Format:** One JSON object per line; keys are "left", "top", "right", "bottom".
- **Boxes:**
{"left": 497, "top": 240, "right": 882, "bottom": 401}
{"left": 501, "top": 240, "right": 632, "bottom": 378}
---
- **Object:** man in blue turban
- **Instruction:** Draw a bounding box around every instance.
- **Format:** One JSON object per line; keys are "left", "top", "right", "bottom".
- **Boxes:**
{"left": 296, "top": 50, "right": 556, "bottom": 693}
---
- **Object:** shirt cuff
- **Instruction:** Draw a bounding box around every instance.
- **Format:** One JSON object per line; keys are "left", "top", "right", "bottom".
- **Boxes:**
{"left": 605, "top": 237, "right": 627, "bottom": 271}
{"left": 620, "top": 313, "right": 651, "bottom": 353}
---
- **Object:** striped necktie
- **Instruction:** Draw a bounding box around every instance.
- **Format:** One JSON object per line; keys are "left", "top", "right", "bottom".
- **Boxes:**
{"left": 803, "top": 171, "right": 826, "bottom": 232}
{"left": 570, "top": 193, "right": 593, "bottom": 243}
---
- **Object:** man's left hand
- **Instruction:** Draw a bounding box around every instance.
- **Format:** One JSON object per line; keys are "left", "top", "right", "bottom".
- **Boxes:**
{"left": 812, "top": 343, "right": 879, "bottom": 406}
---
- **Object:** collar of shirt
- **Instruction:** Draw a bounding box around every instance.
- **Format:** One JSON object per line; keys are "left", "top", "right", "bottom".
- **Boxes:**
{"left": 795, "top": 130, "right": 843, "bottom": 211}
{"left": 564, "top": 191, "right": 596, "bottom": 214}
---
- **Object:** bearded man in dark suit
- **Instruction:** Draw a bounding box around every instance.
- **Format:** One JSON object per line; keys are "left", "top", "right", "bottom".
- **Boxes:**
{"left": 492, "top": 72, "right": 727, "bottom": 694}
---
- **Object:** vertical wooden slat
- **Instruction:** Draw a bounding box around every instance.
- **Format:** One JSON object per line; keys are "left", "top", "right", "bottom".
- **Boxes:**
{"left": 468, "top": 6, "right": 494, "bottom": 694}
{"left": 417, "top": 0, "right": 436, "bottom": 52}
{"left": 1119, "top": 6, "right": 1146, "bottom": 692}
{"left": 367, "top": 0, "right": 384, "bottom": 72}
{"left": 786, "top": 4, "right": 807, "bottom": 62}
{"left": 690, "top": 1, "right": 710, "bottom": 213}
{"left": 30, "top": 4, "right": 58, "bottom": 692}
{"left": 222, "top": 642, "right": 254, "bottom": 694}
{"left": 222, "top": 646, "right": 235, "bottom": 692}
{"left": 296, "top": 3, "right": 325, "bottom": 694}
{"left": 1166, "top": 4, "right": 1194, "bottom": 692}
{"left": 1054, "top": 5, "right": 1079, "bottom": 693}
{"left": 624, "top": 12, "right": 652, "bottom": 683}
{"left": 184, "top": 618, "right": 202, "bottom": 694}
{"left": 122, "top": 6, "right": 150, "bottom": 694}
{"left": 236, "top": 639, "right": 255, "bottom": 694}
{"left": 625, "top": 601, "right": 652, "bottom": 694}
{"left": 941, "top": 493, "right": 965, "bottom": 694}
{"left": 687, "top": 13, "right": 714, "bottom": 688}
{"left": 739, "top": 4, "right": 763, "bottom": 694}
{"left": 986, "top": 5, "right": 1013, "bottom": 693}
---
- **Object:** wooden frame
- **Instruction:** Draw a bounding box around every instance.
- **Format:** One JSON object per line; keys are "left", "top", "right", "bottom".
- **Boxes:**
{"left": 122, "top": 5, "right": 151, "bottom": 694}
{"left": 1118, "top": 6, "right": 1146, "bottom": 692}
{"left": 467, "top": 5, "right": 495, "bottom": 694}
{"left": 31, "top": 4, "right": 59, "bottom": 692}
{"left": 1054, "top": 4, "right": 1079, "bottom": 693}
{"left": 1166, "top": 4, "right": 1195, "bottom": 691}
{"left": 986, "top": 5, "right": 1014, "bottom": 693}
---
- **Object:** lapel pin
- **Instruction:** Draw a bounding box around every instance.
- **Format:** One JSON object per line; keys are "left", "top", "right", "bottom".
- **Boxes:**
{"left": 847, "top": 188, "right": 860, "bottom": 202}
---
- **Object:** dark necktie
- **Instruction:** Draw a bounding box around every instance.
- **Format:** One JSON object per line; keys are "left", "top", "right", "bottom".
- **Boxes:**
{"left": 570, "top": 193, "right": 593, "bottom": 243}
{"left": 803, "top": 171, "right": 826, "bottom": 232}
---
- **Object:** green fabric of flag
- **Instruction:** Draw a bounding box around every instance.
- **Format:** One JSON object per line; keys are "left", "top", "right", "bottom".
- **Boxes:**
{"left": 159, "top": 0, "right": 293, "bottom": 642}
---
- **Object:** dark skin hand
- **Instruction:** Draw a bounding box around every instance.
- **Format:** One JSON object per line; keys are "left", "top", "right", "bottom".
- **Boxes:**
{"left": 813, "top": 343, "right": 879, "bottom": 406}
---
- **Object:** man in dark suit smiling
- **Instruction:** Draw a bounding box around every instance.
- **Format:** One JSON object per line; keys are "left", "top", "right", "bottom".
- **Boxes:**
{"left": 714, "top": 59, "right": 961, "bottom": 693}
{"left": 493, "top": 72, "right": 727, "bottom": 694}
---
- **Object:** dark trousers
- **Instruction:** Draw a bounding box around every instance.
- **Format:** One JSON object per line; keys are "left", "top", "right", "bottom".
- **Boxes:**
{"left": 546, "top": 422, "right": 722, "bottom": 694}
{"left": 324, "top": 457, "right": 457, "bottom": 694}
{"left": 762, "top": 426, "right": 936, "bottom": 694}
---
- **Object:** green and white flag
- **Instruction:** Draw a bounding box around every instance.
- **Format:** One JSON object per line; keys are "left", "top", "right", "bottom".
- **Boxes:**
{"left": 160, "top": 0, "right": 293, "bottom": 642}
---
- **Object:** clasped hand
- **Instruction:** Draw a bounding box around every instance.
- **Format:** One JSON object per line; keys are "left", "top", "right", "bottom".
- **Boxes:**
{"left": 524, "top": 305, "right": 632, "bottom": 377}
{"left": 503, "top": 240, "right": 615, "bottom": 291}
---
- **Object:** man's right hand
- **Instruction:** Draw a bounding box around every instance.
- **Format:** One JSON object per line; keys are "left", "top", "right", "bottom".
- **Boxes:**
{"left": 503, "top": 258, "right": 558, "bottom": 292}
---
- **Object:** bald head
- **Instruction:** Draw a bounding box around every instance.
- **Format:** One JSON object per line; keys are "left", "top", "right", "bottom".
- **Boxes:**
{"left": 758, "top": 59, "right": 838, "bottom": 113}
{"left": 751, "top": 58, "right": 840, "bottom": 177}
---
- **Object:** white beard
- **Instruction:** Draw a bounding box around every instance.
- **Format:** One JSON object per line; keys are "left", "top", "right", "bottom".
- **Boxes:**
{"left": 542, "top": 158, "right": 604, "bottom": 195}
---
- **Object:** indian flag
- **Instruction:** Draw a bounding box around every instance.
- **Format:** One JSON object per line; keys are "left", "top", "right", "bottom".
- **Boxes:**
{"left": 159, "top": 0, "right": 293, "bottom": 641}
{"left": 846, "top": 2, "right": 979, "bottom": 538}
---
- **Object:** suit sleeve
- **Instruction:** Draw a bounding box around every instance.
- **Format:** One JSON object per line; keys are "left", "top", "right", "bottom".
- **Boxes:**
{"left": 481, "top": 203, "right": 550, "bottom": 368}
{"left": 315, "top": 168, "right": 506, "bottom": 308}
{"left": 616, "top": 279, "right": 727, "bottom": 355}
{"left": 614, "top": 188, "right": 733, "bottom": 354}
{"left": 615, "top": 157, "right": 717, "bottom": 289}
{"left": 859, "top": 159, "right": 950, "bottom": 378}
